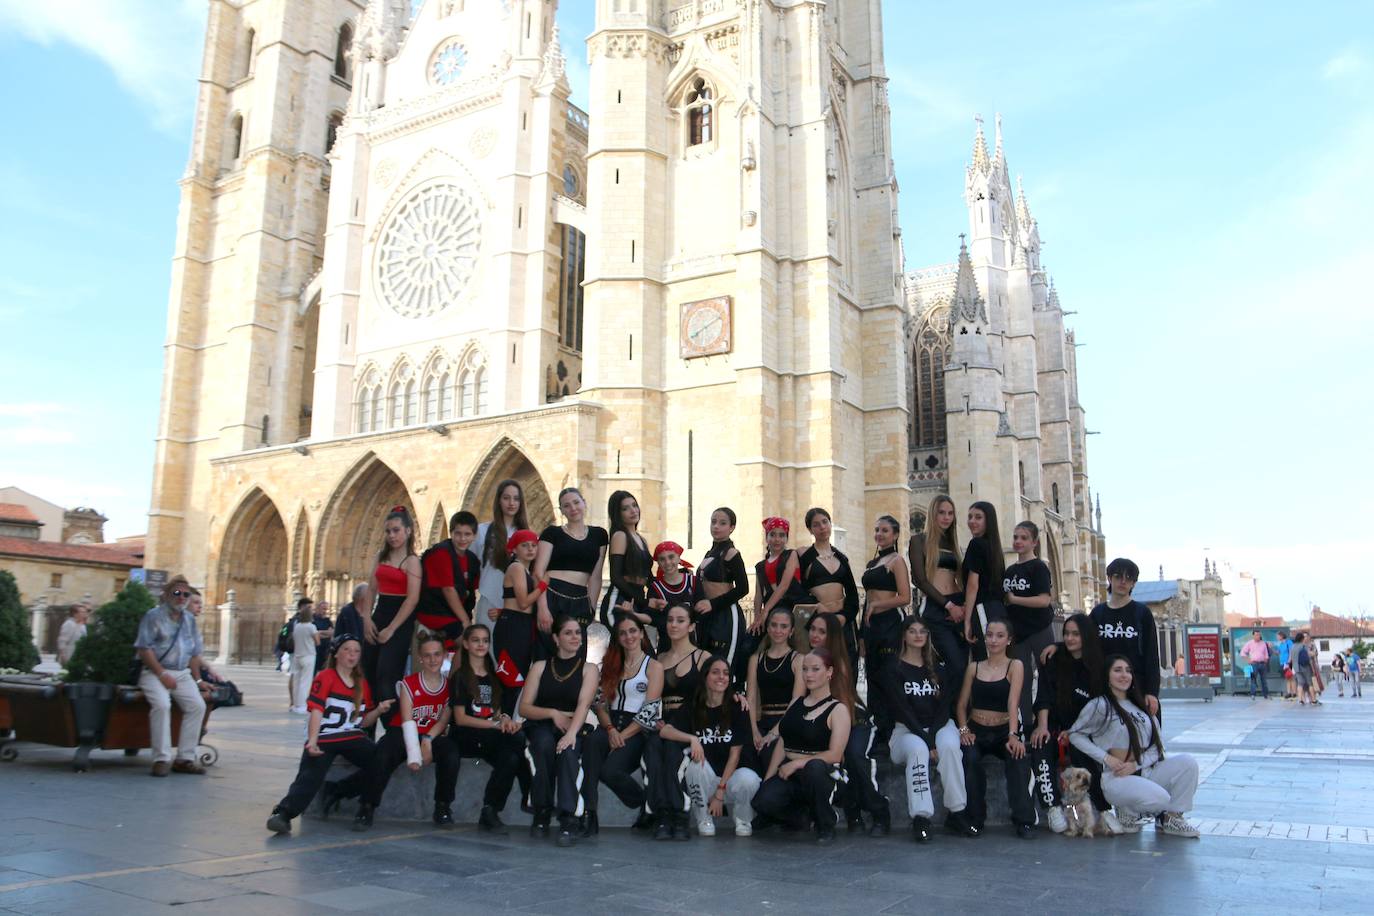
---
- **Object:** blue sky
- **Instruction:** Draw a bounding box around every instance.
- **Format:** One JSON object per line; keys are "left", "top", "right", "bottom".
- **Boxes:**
{"left": 1, "top": 0, "right": 1370, "bottom": 620}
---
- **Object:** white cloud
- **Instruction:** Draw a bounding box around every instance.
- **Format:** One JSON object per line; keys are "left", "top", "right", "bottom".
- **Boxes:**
{"left": 0, "top": 0, "right": 205, "bottom": 134}
{"left": 1323, "top": 48, "right": 1370, "bottom": 82}
{"left": 0, "top": 402, "right": 71, "bottom": 419}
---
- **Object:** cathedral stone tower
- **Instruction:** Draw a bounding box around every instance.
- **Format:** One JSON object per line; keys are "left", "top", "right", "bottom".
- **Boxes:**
{"left": 578, "top": 0, "right": 908, "bottom": 549}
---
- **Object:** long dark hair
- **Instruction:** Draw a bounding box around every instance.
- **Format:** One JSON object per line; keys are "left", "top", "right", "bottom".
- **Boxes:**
{"left": 969, "top": 500, "right": 1005, "bottom": 585}
{"left": 688, "top": 655, "right": 734, "bottom": 732}
{"left": 482, "top": 479, "right": 529, "bottom": 571}
{"left": 1101, "top": 653, "right": 1164, "bottom": 763}
{"left": 453, "top": 624, "right": 502, "bottom": 712}
{"left": 601, "top": 616, "right": 652, "bottom": 702}
{"left": 607, "top": 490, "right": 637, "bottom": 539}
{"left": 1054, "top": 613, "right": 1104, "bottom": 725}
{"left": 377, "top": 505, "right": 416, "bottom": 564}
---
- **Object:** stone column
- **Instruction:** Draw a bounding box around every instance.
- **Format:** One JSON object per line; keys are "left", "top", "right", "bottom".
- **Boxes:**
{"left": 30, "top": 597, "right": 48, "bottom": 654}
{"left": 215, "top": 589, "right": 238, "bottom": 667}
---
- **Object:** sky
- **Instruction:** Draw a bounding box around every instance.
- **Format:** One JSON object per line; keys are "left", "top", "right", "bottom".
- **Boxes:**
{"left": 0, "top": 0, "right": 1370, "bottom": 620}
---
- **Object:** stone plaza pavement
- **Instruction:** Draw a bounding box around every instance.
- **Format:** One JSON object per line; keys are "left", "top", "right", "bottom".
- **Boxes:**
{"left": 0, "top": 664, "right": 1371, "bottom": 915}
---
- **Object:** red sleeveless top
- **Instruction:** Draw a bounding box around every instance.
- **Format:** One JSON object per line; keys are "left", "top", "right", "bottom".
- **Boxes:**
{"left": 374, "top": 562, "right": 407, "bottom": 596}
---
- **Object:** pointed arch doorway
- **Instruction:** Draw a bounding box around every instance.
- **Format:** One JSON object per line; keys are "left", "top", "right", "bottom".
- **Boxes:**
{"left": 463, "top": 438, "right": 556, "bottom": 533}
{"left": 315, "top": 453, "right": 413, "bottom": 607}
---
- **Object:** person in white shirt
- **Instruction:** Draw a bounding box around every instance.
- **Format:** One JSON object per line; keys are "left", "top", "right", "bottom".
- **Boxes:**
{"left": 57, "top": 603, "right": 90, "bottom": 666}
{"left": 289, "top": 599, "right": 320, "bottom": 713}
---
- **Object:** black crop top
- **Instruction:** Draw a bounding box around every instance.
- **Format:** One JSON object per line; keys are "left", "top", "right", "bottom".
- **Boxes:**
{"left": 937, "top": 550, "right": 958, "bottom": 572}
{"left": 532, "top": 655, "right": 584, "bottom": 713}
{"left": 608, "top": 532, "right": 653, "bottom": 609}
{"left": 755, "top": 649, "right": 797, "bottom": 718}
{"left": 540, "top": 525, "right": 609, "bottom": 575}
{"left": 502, "top": 567, "right": 537, "bottom": 602}
{"left": 661, "top": 650, "right": 704, "bottom": 709}
{"left": 780, "top": 696, "right": 840, "bottom": 755}
{"left": 969, "top": 661, "right": 1012, "bottom": 713}
{"left": 798, "top": 545, "right": 859, "bottom": 620}
{"left": 697, "top": 540, "right": 749, "bottom": 614}
{"left": 861, "top": 549, "right": 900, "bottom": 594}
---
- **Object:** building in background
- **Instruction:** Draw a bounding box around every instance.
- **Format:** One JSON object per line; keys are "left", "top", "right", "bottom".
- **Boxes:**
{"left": 146, "top": 0, "right": 908, "bottom": 626}
{"left": 905, "top": 117, "right": 1105, "bottom": 613}
{"left": 1299, "top": 608, "right": 1374, "bottom": 660}
{"left": 1132, "top": 561, "right": 1226, "bottom": 665}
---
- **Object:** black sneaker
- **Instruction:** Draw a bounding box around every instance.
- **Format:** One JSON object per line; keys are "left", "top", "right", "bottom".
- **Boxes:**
{"left": 433, "top": 804, "right": 454, "bottom": 829}
{"left": 654, "top": 814, "right": 673, "bottom": 841}
{"left": 1015, "top": 822, "right": 1037, "bottom": 840}
{"left": 578, "top": 812, "right": 599, "bottom": 838}
{"left": 816, "top": 826, "right": 836, "bottom": 846}
{"left": 479, "top": 805, "right": 508, "bottom": 834}
{"left": 352, "top": 802, "right": 374, "bottom": 832}
{"left": 266, "top": 806, "right": 292, "bottom": 835}
{"left": 911, "top": 816, "right": 932, "bottom": 843}
{"left": 530, "top": 808, "right": 552, "bottom": 838}
{"left": 845, "top": 811, "right": 866, "bottom": 834}
{"left": 868, "top": 808, "right": 891, "bottom": 838}
{"left": 319, "top": 783, "right": 344, "bottom": 820}
{"left": 556, "top": 818, "right": 578, "bottom": 848}
{"left": 672, "top": 812, "right": 691, "bottom": 841}
{"left": 945, "top": 810, "right": 980, "bottom": 838}
{"left": 632, "top": 807, "right": 655, "bottom": 831}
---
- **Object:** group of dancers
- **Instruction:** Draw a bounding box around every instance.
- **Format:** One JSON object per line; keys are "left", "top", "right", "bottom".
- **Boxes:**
{"left": 265, "top": 483, "right": 1201, "bottom": 845}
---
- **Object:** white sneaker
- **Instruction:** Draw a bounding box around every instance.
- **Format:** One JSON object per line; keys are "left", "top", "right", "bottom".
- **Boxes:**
{"left": 1046, "top": 806, "right": 1068, "bottom": 834}
{"left": 696, "top": 813, "right": 716, "bottom": 836}
{"left": 734, "top": 818, "right": 752, "bottom": 837}
{"left": 288, "top": 706, "right": 307, "bottom": 714}
{"left": 1112, "top": 809, "right": 1142, "bottom": 834}
{"left": 1156, "top": 812, "right": 1200, "bottom": 838}
{"left": 1101, "top": 810, "right": 1126, "bottom": 835}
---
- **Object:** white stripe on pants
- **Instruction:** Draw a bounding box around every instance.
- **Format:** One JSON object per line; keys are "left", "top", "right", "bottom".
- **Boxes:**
{"left": 289, "top": 655, "right": 313, "bottom": 709}
{"left": 138, "top": 668, "right": 206, "bottom": 764}
{"left": 683, "top": 758, "right": 761, "bottom": 829}
{"left": 888, "top": 721, "right": 966, "bottom": 818}
{"left": 1101, "top": 753, "right": 1198, "bottom": 816}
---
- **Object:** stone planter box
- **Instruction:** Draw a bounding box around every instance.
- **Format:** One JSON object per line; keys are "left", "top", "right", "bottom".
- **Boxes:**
{"left": 0, "top": 677, "right": 215, "bottom": 771}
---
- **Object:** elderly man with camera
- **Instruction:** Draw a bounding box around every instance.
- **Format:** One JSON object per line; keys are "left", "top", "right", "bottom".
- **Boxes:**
{"left": 133, "top": 574, "right": 210, "bottom": 776}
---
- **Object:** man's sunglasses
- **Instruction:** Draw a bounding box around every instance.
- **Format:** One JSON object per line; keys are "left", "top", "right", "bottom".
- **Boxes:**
{"left": 171, "top": 589, "right": 190, "bottom": 598}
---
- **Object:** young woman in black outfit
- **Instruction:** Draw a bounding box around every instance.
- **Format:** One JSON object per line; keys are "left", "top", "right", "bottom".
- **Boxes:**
{"left": 599, "top": 490, "right": 656, "bottom": 641}
{"left": 753, "top": 517, "right": 808, "bottom": 635}
{"left": 585, "top": 616, "right": 664, "bottom": 833}
{"left": 363, "top": 506, "right": 422, "bottom": 705}
{"left": 449, "top": 624, "right": 525, "bottom": 833}
{"left": 860, "top": 515, "right": 911, "bottom": 745}
{"left": 797, "top": 508, "right": 861, "bottom": 671}
{"left": 534, "top": 487, "right": 608, "bottom": 657}
{"left": 1003, "top": 521, "right": 1056, "bottom": 736}
{"left": 648, "top": 603, "right": 709, "bottom": 840}
{"left": 520, "top": 616, "right": 599, "bottom": 847}
{"left": 1029, "top": 613, "right": 1119, "bottom": 833}
{"left": 752, "top": 648, "right": 853, "bottom": 845}
{"left": 881, "top": 616, "right": 968, "bottom": 842}
{"left": 954, "top": 619, "right": 1036, "bottom": 838}
{"left": 959, "top": 500, "right": 1007, "bottom": 663}
{"left": 746, "top": 607, "right": 803, "bottom": 757}
{"left": 907, "top": 494, "right": 967, "bottom": 679}
{"left": 491, "top": 529, "right": 543, "bottom": 693}
{"left": 693, "top": 507, "right": 751, "bottom": 685}
{"left": 807, "top": 612, "right": 890, "bottom": 836}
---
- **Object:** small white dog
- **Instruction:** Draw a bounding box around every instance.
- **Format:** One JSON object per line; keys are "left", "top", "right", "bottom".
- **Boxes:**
{"left": 1060, "top": 767, "right": 1112, "bottom": 837}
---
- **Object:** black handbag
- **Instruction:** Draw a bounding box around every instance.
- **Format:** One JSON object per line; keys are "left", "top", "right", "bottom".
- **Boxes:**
{"left": 128, "top": 614, "right": 185, "bottom": 685}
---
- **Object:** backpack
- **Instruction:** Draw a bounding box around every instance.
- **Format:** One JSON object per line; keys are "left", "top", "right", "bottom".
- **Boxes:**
{"left": 275, "top": 620, "right": 293, "bottom": 655}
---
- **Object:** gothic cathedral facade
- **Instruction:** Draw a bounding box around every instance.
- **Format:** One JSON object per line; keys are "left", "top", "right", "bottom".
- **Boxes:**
{"left": 147, "top": 0, "right": 909, "bottom": 612}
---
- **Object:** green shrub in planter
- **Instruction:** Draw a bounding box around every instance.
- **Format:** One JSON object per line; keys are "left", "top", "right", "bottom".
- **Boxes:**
{"left": 0, "top": 570, "right": 39, "bottom": 673}
{"left": 64, "top": 583, "right": 155, "bottom": 684}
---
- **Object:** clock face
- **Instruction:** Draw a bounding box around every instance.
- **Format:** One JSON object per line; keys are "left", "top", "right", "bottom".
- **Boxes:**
{"left": 430, "top": 41, "right": 468, "bottom": 86}
{"left": 679, "top": 297, "right": 732, "bottom": 359}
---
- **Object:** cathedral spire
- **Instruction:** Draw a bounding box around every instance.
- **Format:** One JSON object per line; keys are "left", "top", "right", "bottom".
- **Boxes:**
{"left": 952, "top": 234, "right": 988, "bottom": 327}
{"left": 536, "top": 24, "right": 569, "bottom": 94}
{"left": 970, "top": 115, "right": 990, "bottom": 174}
{"left": 1016, "top": 174, "right": 1032, "bottom": 226}
{"left": 993, "top": 112, "right": 1005, "bottom": 166}
{"left": 1047, "top": 278, "right": 1061, "bottom": 311}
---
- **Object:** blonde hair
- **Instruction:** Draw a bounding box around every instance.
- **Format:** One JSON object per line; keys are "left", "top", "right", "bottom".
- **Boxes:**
{"left": 922, "top": 495, "right": 962, "bottom": 586}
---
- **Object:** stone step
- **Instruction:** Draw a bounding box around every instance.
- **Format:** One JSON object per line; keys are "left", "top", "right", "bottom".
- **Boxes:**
{"left": 312, "top": 749, "right": 1016, "bottom": 827}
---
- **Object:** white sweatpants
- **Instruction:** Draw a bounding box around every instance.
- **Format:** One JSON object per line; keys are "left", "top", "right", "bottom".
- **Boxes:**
{"left": 1102, "top": 753, "right": 1198, "bottom": 815}
{"left": 889, "top": 721, "right": 966, "bottom": 818}
{"left": 138, "top": 668, "right": 206, "bottom": 764}
{"left": 683, "top": 758, "right": 761, "bottom": 828}
{"left": 289, "top": 655, "right": 313, "bottom": 709}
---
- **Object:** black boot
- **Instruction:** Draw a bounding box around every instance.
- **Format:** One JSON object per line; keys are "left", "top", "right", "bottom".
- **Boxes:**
{"left": 556, "top": 815, "right": 578, "bottom": 847}
{"left": 433, "top": 803, "right": 454, "bottom": 829}
{"left": 672, "top": 811, "right": 691, "bottom": 841}
{"left": 632, "top": 806, "right": 655, "bottom": 831}
{"left": 911, "top": 815, "right": 933, "bottom": 843}
{"left": 530, "top": 807, "right": 552, "bottom": 838}
{"left": 845, "top": 810, "right": 865, "bottom": 834}
{"left": 816, "top": 824, "right": 836, "bottom": 846}
{"left": 868, "top": 807, "right": 891, "bottom": 838}
{"left": 352, "top": 802, "right": 374, "bottom": 832}
{"left": 266, "top": 805, "right": 292, "bottom": 835}
{"left": 479, "top": 805, "right": 508, "bottom": 834}
{"left": 654, "top": 812, "right": 673, "bottom": 841}
{"left": 578, "top": 811, "right": 599, "bottom": 838}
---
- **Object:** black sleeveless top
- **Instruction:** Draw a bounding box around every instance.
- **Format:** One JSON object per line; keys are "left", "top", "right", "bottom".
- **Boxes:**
{"left": 780, "top": 695, "right": 840, "bottom": 755}
{"left": 756, "top": 649, "right": 796, "bottom": 718}
{"left": 661, "top": 649, "right": 704, "bottom": 708}
{"left": 755, "top": 550, "right": 809, "bottom": 609}
{"left": 503, "top": 567, "right": 537, "bottom": 601}
{"left": 861, "top": 549, "right": 900, "bottom": 592}
{"left": 937, "top": 549, "right": 958, "bottom": 572}
{"left": 532, "top": 655, "right": 584, "bottom": 713}
{"left": 969, "top": 660, "right": 1012, "bottom": 712}
{"left": 540, "top": 525, "right": 609, "bottom": 575}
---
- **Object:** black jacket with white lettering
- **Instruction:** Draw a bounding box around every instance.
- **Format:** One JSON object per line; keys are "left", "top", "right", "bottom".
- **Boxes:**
{"left": 1089, "top": 600, "right": 1161, "bottom": 697}
{"left": 881, "top": 658, "right": 951, "bottom": 750}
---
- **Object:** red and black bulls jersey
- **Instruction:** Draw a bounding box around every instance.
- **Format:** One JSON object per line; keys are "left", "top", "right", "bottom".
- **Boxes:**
{"left": 307, "top": 669, "right": 373, "bottom": 744}
{"left": 388, "top": 671, "right": 451, "bottom": 731}
{"left": 648, "top": 571, "right": 697, "bottom": 608}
